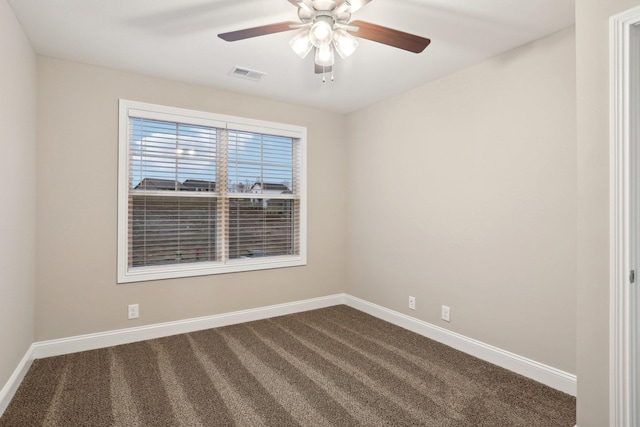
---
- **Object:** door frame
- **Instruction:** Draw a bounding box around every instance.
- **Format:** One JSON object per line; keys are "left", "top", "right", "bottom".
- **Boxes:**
{"left": 610, "top": 6, "right": 640, "bottom": 426}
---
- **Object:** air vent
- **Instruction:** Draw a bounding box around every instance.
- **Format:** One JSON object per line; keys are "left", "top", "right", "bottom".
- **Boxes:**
{"left": 229, "top": 66, "right": 267, "bottom": 81}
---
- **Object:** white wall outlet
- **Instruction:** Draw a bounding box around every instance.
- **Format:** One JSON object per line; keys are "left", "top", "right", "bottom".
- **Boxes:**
{"left": 128, "top": 303, "right": 139, "bottom": 320}
{"left": 409, "top": 296, "right": 416, "bottom": 310}
{"left": 441, "top": 305, "right": 450, "bottom": 322}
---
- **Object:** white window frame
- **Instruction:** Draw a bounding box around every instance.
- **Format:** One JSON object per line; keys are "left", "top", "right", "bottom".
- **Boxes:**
{"left": 117, "top": 100, "right": 307, "bottom": 283}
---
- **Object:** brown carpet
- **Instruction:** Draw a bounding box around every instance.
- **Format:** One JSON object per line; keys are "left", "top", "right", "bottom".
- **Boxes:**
{"left": 0, "top": 305, "right": 575, "bottom": 426}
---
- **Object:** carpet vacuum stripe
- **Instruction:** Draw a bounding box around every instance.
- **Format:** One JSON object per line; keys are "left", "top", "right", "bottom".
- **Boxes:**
{"left": 0, "top": 305, "right": 575, "bottom": 426}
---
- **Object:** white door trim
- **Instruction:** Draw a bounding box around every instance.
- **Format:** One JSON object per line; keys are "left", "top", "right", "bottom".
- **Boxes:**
{"left": 610, "top": 6, "right": 640, "bottom": 426}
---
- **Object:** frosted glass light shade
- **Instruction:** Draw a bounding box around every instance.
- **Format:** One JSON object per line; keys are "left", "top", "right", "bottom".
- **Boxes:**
{"left": 333, "top": 29, "right": 358, "bottom": 58}
{"left": 289, "top": 30, "right": 313, "bottom": 58}
{"left": 309, "top": 18, "right": 333, "bottom": 47}
{"left": 315, "top": 45, "right": 335, "bottom": 66}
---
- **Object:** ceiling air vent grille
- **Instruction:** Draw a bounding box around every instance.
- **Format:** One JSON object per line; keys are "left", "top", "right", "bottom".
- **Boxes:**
{"left": 229, "top": 66, "right": 267, "bottom": 81}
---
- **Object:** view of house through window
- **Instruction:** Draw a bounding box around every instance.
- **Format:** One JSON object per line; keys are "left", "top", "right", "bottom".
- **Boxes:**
{"left": 118, "top": 100, "right": 306, "bottom": 283}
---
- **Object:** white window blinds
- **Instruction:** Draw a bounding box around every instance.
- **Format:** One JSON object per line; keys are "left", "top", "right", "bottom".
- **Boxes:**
{"left": 227, "top": 130, "right": 299, "bottom": 260}
{"left": 118, "top": 100, "right": 306, "bottom": 283}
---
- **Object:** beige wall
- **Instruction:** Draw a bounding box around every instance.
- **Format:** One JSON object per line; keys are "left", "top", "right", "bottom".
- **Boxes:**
{"left": 0, "top": 0, "right": 37, "bottom": 388}
{"left": 11, "top": 2, "right": 634, "bottom": 423}
{"left": 31, "top": 27, "right": 582, "bottom": 381}
{"left": 35, "top": 57, "right": 347, "bottom": 340}
{"left": 346, "top": 28, "right": 577, "bottom": 373}
{"left": 575, "top": 0, "right": 640, "bottom": 425}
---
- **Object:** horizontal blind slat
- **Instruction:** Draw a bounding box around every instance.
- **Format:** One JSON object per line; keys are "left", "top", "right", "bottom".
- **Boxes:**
{"left": 129, "top": 194, "right": 217, "bottom": 267}
{"left": 127, "top": 113, "right": 300, "bottom": 271}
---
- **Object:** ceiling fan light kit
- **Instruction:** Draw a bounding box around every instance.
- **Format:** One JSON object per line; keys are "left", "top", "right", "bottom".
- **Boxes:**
{"left": 315, "top": 44, "right": 335, "bottom": 66}
{"left": 218, "top": 0, "right": 431, "bottom": 79}
{"left": 309, "top": 16, "right": 334, "bottom": 47}
{"left": 290, "top": 30, "right": 314, "bottom": 58}
{"left": 333, "top": 29, "right": 358, "bottom": 58}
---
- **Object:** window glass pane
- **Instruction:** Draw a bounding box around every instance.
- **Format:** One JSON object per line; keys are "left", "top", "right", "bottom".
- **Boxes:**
{"left": 130, "top": 195, "right": 217, "bottom": 267}
{"left": 228, "top": 198, "right": 296, "bottom": 259}
{"left": 120, "top": 100, "right": 305, "bottom": 282}
{"left": 228, "top": 131, "right": 294, "bottom": 194}
{"left": 130, "top": 118, "right": 216, "bottom": 192}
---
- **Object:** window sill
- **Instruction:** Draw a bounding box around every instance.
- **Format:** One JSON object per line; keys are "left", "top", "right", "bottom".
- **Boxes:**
{"left": 117, "top": 255, "right": 306, "bottom": 284}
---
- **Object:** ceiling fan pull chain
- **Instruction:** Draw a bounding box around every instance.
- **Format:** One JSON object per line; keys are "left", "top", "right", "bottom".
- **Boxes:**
{"left": 321, "top": 64, "right": 331, "bottom": 83}
{"left": 320, "top": 68, "right": 334, "bottom": 82}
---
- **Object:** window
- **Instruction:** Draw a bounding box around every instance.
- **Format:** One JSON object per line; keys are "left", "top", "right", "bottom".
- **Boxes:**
{"left": 118, "top": 100, "right": 306, "bottom": 283}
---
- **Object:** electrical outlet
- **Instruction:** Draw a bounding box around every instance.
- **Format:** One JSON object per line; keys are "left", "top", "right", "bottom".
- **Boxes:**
{"left": 441, "top": 305, "right": 450, "bottom": 322}
{"left": 128, "top": 304, "right": 139, "bottom": 320}
{"left": 409, "top": 296, "right": 416, "bottom": 310}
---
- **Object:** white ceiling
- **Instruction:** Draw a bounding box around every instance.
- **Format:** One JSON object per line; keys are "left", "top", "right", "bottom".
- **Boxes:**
{"left": 8, "top": 0, "right": 575, "bottom": 114}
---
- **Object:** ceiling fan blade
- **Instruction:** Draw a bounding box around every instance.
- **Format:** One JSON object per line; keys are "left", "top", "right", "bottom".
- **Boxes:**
{"left": 218, "top": 21, "right": 298, "bottom": 42}
{"left": 349, "top": 20, "right": 430, "bottom": 53}
{"left": 315, "top": 63, "right": 333, "bottom": 74}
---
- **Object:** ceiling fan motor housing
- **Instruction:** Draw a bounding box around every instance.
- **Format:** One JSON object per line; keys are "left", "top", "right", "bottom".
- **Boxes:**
{"left": 298, "top": 0, "right": 351, "bottom": 25}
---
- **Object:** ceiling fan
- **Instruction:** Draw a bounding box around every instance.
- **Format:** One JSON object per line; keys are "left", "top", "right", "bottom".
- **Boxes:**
{"left": 218, "top": 0, "right": 431, "bottom": 78}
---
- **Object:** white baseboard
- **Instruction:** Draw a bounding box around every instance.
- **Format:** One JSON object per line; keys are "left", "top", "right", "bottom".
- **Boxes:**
{"left": 0, "top": 344, "right": 35, "bottom": 416}
{"left": 1, "top": 292, "right": 576, "bottom": 416}
{"left": 32, "top": 294, "right": 346, "bottom": 359}
{"left": 0, "top": 294, "right": 345, "bottom": 416}
{"left": 343, "top": 295, "right": 577, "bottom": 396}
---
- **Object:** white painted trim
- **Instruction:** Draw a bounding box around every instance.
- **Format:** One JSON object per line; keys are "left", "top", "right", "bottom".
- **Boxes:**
{"left": 117, "top": 99, "right": 308, "bottom": 284}
{"left": 32, "top": 294, "right": 345, "bottom": 359}
{"left": 0, "top": 345, "right": 35, "bottom": 417}
{"left": 2, "top": 293, "right": 577, "bottom": 417}
{"left": 1, "top": 295, "right": 343, "bottom": 416}
{"left": 344, "top": 295, "right": 577, "bottom": 396}
{"left": 610, "top": 6, "right": 640, "bottom": 427}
